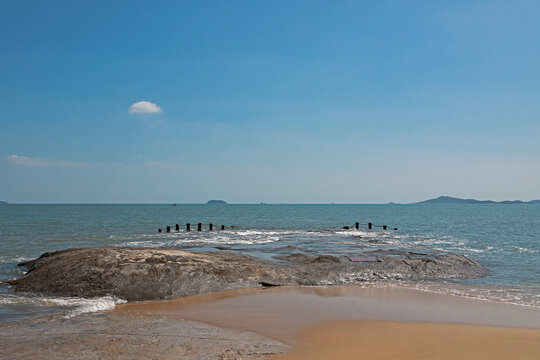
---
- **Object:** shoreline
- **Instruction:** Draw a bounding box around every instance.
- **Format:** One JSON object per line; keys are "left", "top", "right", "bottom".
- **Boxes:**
{"left": 115, "top": 285, "right": 540, "bottom": 344}
{"left": 116, "top": 284, "right": 540, "bottom": 359}
{"left": 4, "top": 278, "right": 540, "bottom": 326}
{"left": 3, "top": 246, "right": 540, "bottom": 358}
{"left": 2, "top": 284, "right": 540, "bottom": 358}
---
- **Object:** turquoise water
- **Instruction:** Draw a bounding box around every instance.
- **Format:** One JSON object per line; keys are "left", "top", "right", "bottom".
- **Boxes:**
{"left": 1, "top": 204, "right": 540, "bottom": 322}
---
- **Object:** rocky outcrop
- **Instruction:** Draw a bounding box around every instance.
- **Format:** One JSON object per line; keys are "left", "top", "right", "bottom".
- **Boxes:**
{"left": 0, "top": 312, "right": 285, "bottom": 360}
{"left": 8, "top": 247, "right": 489, "bottom": 301}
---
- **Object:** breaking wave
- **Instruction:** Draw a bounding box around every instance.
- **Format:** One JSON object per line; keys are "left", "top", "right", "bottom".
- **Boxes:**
{"left": 0, "top": 293, "right": 126, "bottom": 319}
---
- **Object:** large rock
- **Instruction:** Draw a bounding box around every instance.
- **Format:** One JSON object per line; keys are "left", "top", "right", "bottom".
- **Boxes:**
{"left": 7, "top": 247, "right": 488, "bottom": 301}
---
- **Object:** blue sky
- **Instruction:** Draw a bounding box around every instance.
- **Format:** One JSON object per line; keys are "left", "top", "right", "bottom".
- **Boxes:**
{"left": 1, "top": 1, "right": 539, "bottom": 203}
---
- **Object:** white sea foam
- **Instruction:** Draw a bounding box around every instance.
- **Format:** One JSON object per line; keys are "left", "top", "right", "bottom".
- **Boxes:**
{"left": 0, "top": 256, "right": 33, "bottom": 263}
{"left": 461, "top": 247, "right": 485, "bottom": 253}
{"left": 0, "top": 294, "right": 126, "bottom": 318}
{"left": 118, "top": 229, "right": 314, "bottom": 247}
{"left": 60, "top": 296, "right": 127, "bottom": 318}
{"left": 514, "top": 247, "right": 539, "bottom": 254}
{"left": 390, "top": 281, "right": 540, "bottom": 309}
{"left": 235, "top": 230, "right": 283, "bottom": 236}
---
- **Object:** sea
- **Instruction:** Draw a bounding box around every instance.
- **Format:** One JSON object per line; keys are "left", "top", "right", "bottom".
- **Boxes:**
{"left": 1, "top": 203, "right": 539, "bottom": 324}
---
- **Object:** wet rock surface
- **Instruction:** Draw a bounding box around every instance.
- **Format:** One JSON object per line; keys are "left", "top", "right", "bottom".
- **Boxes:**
{"left": 8, "top": 246, "right": 489, "bottom": 301}
{"left": 0, "top": 312, "right": 285, "bottom": 360}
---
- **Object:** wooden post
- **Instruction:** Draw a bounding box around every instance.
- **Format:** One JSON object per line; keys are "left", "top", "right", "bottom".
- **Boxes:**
{"left": 175, "top": 224, "right": 179, "bottom": 231}
{"left": 368, "top": 222, "right": 372, "bottom": 230}
{"left": 221, "top": 225, "right": 225, "bottom": 230}
{"left": 383, "top": 225, "right": 387, "bottom": 230}
{"left": 186, "top": 223, "right": 190, "bottom": 232}
{"left": 166, "top": 225, "right": 171, "bottom": 232}
{"left": 197, "top": 222, "right": 202, "bottom": 231}
{"left": 355, "top": 222, "right": 359, "bottom": 230}
{"left": 158, "top": 228, "right": 162, "bottom": 233}
{"left": 209, "top": 223, "right": 213, "bottom": 231}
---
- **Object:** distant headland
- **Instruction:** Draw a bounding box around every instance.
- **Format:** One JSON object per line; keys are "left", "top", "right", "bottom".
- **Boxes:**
{"left": 0, "top": 201, "right": 8, "bottom": 204}
{"left": 206, "top": 200, "right": 227, "bottom": 204}
{"left": 416, "top": 196, "right": 540, "bottom": 205}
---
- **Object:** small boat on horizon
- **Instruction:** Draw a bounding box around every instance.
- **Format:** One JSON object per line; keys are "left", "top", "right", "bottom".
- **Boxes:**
{"left": 171, "top": 203, "right": 177, "bottom": 206}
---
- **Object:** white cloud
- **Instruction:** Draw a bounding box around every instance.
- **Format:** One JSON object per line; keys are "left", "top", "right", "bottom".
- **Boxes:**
{"left": 7, "top": 155, "right": 54, "bottom": 167}
{"left": 6, "top": 155, "right": 186, "bottom": 170}
{"left": 7, "top": 155, "right": 102, "bottom": 168}
{"left": 128, "top": 101, "right": 162, "bottom": 114}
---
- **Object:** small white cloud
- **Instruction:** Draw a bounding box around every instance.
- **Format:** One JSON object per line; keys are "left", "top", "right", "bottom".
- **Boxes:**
{"left": 6, "top": 155, "right": 51, "bottom": 167}
{"left": 6, "top": 155, "right": 108, "bottom": 168}
{"left": 6, "top": 155, "right": 187, "bottom": 170}
{"left": 128, "top": 101, "right": 162, "bottom": 114}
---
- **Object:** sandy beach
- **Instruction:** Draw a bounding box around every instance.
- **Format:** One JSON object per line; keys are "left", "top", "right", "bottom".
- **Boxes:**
{"left": 275, "top": 320, "right": 540, "bottom": 360}
{"left": 116, "top": 285, "right": 540, "bottom": 359}
{"left": 6, "top": 246, "right": 539, "bottom": 358}
{"left": 3, "top": 285, "right": 540, "bottom": 358}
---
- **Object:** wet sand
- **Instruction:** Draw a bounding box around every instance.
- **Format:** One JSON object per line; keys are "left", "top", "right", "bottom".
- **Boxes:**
{"left": 117, "top": 285, "right": 540, "bottom": 359}
{"left": 4, "top": 285, "right": 540, "bottom": 359}
{"left": 117, "top": 285, "right": 540, "bottom": 343}
{"left": 275, "top": 320, "right": 540, "bottom": 360}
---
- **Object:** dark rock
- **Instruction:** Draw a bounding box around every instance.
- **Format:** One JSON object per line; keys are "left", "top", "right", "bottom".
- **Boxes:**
{"left": 276, "top": 245, "right": 305, "bottom": 252}
{"left": 9, "top": 246, "right": 489, "bottom": 301}
{"left": 278, "top": 253, "right": 315, "bottom": 263}
{"left": 312, "top": 255, "right": 341, "bottom": 263}
{"left": 18, "top": 251, "right": 57, "bottom": 268}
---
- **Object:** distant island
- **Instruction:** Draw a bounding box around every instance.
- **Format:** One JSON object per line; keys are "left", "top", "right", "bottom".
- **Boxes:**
{"left": 0, "top": 201, "right": 7, "bottom": 204}
{"left": 417, "top": 196, "right": 540, "bottom": 205}
{"left": 206, "top": 200, "right": 227, "bottom": 204}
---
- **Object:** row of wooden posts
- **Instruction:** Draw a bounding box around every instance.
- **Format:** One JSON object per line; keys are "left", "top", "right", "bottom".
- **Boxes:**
{"left": 158, "top": 223, "right": 235, "bottom": 233}
{"left": 344, "top": 222, "right": 397, "bottom": 231}
{"left": 158, "top": 222, "right": 396, "bottom": 233}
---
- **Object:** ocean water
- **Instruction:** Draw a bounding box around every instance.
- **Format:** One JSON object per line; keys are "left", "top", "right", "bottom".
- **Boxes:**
{"left": 1, "top": 203, "right": 539, "bottom": 323}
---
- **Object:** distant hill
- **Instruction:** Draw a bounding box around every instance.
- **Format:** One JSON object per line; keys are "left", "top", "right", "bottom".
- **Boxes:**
{"left": 0, "top": 201, "right": 7, "bottom": 204}
{"left": 206, "top": 200, "right": 227, "bottom": 204}
{"left": 417, "top": 196, "right": 540, "bottom": 205}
